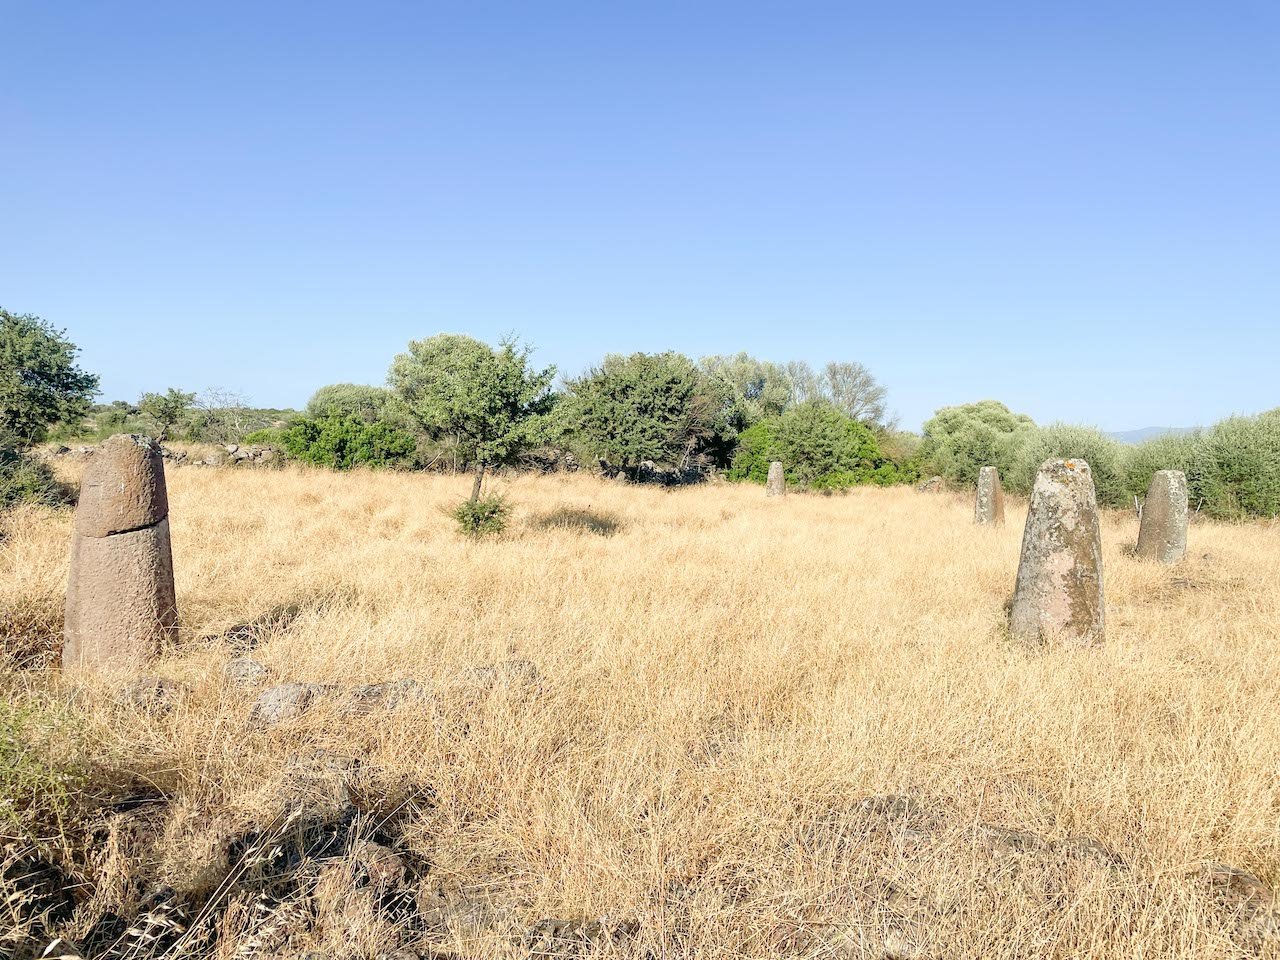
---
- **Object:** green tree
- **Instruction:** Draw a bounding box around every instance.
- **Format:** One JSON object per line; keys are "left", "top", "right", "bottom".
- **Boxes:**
{"left": 306, "top": 383, "right": 402, "bottom": 424}
{"left": 388, "top": 334, "right": 556, "bottom": 501}
{"left": 698, "top": 353, "right": 792, "bottom": 427}
{"left": 821, "top": 361, "right": 890, "bottom": 427}
{"left": 774, "top": 401, "right": 895, "bottom": 489}
{"left": 920, "top": 400, "right": 1037, "bottom": 486}
{"left": 564, "top": 352, "right": 732, "bottom": 473}
{"left": 727, "top": 419, "right": 781, "bottom": 483}
{"left": 0, "top": 309, "right": 99, "bottom": 445}
{"left": 138, "top": 388, "right": 196, "bottom": 441}
{"left": 279, "top": 416, "right": 417, "bottom": 470}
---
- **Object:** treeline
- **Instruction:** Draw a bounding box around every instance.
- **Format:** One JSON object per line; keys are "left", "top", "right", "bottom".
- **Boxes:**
{"left": 4, "top": 308, "right": 1277, "bottom": 521}
{"left": 920, "top": 400, "right": 1280, "bottom": 521}
{"left": 241, "top": 338, "right": 919, "bottom": 491}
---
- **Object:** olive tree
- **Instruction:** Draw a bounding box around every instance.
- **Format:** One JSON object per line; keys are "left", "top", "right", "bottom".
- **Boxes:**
{"left": 388, "top": 334, "right": 555, "bottom": 501}
{"left": 920, "top": 400, "right": 1036, "bottom": 486}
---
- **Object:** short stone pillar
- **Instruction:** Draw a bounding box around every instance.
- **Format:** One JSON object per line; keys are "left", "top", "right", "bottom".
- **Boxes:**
{"left": 64, "top": 435, "right": 178, "bottom": 672}
{"left": 1136, "top": 470, "right": 1188, "bottom": 564}
{"left": 766, "top": 461, "right": 785, "bottom": 497}
{"left": 974, "top": 466, "right": 1005, "bottom": 525}
{"left": 1009, "top": 459, "right": 1104, "bottom": 645}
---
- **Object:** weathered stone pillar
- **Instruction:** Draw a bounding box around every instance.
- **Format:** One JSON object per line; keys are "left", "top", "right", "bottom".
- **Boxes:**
{"left": 974, "top": 466, "right": 1005, "bottom": 526}
{"left": 1136, "top": 470, "right": 1188, "bottom": 564}
{"left": 64, "top": 435, "right": 178, "bottom": 672}
{"left": 766, "top": 461, "right": 785, "bottom": 497}
{"left": 1009, "top": 459, "right": 1104, "bottom": 645}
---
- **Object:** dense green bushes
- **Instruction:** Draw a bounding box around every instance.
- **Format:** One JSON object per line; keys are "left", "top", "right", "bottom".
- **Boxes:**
{"left": 728, "top": 402, "right": 903, "bottom": 490}
{"left": 1008, "top": 423, "right": 1131, "bottom": 508}
{"left": 916, "top": 404, "right": 1280, "bottom": 520}
{"left": 1187, "top": 410, "right": 1280, "bottom": 519}
{"left": 920, "top": 401, "right": 1036, "bottom": 487}
{"left": 275, "top": 416, "right": 418, "bottom": 470}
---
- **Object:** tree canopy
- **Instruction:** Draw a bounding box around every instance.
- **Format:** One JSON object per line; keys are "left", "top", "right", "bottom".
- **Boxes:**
{"left": 388, "top": 334, "right": 556, "bottom": 498}
{"left": 563, "top": 352, "right": 732, "bottom": 470}
{"left": 0, "top": 308, "right": 99, "bottom": 445}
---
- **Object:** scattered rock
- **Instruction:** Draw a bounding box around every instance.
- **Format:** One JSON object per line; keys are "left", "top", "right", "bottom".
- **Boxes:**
{"left": 917, "top": 476, "right": 944, "bottom": 493}
{"left": 1008, "top": 458, "right": 1105, "bottom": 646}
{"left": 1195, "top": 862, "right": 1280, "bottom": 951}
{"left": 225, "top": 656, "right": 271, "bottom": 686}
{"left": 522, "top": 917, "right": 638, "bottom": 957}
{"left": 349, "top": 839, "right": 409, "bottom": 890}
{"left": 251, "top": 682, "right": 334, "bottom": 726}
{"left": 346, "top": 679, "right": 434, "bottom": 714}
{"left": 120, "top": 675, "right": 188, "bottom": 713}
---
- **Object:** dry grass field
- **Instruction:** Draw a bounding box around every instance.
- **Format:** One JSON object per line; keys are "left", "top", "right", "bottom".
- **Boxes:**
{"left": 3, "top": 458, "right": 1279, "bottom": 959}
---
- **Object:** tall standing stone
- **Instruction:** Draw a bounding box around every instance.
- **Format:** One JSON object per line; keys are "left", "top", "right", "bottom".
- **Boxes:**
{"left": 64, "top": 435, "right": 178, "bottom": 673}
{"left": 1136, "top": 470, "right": 1188, "bottom": 564}
{"left": 766, "top": 461, "right": 785, "bottom": 497}
{"left": 1009, "top": 459, "right": 1104, "bottom": 645}
{"left": 974, "top": 466, "right": 1005, "bottom": 526}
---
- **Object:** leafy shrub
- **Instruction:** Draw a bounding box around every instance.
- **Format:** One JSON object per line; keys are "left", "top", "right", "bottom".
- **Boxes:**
{"left": 920, "top": 400, "right": 1036, "bottom": 487}
{"left": 1124, "top": 431, "right": 1200, "bottom": 501}
{"left": 279, "top": 417, "right": 417, "bottom": 470}
{"left": 775, "top": 402, "right": 900, "bottom": 489}
{"left": 452, "top": 494, "right": 509, "bottom": 537}
{"left": 306, "top": 383, "right": 403, "bottom": 424}
{"left": 726, "top": 420, "right": 780, "bottom": 483}
{"left": 1009, "top": 423, "right": 1131, "bottom": 508}
{"left": 241, "top": 426, "right": 287, "bottom": 446}
{"left": 0, "top": 696, "right": 86, "bottom": 841}
{"left": 0, "top": 444, "right": 68, "bottom": 511}
{"left": 1189, "top": 410, "right": 1280, "bottom": 520}
{"left": 563, "top": 352, "right": 732, "bottom": 470}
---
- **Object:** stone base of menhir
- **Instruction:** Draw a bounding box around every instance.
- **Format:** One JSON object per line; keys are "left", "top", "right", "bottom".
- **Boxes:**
{"left": 64, "top": 435, "right": 178, "bottom": 673}
{"left": 1008, "top": 459, "right": 1105, "bottom": 646}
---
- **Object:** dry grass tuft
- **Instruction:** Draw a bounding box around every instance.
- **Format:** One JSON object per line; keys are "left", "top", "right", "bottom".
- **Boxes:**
{"left": 2, "top": 462, "right": 1278, "bottom": 958}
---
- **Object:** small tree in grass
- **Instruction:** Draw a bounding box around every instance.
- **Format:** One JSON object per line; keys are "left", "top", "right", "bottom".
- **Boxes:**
{"left": 0, "top": 308, "right": 99, "bottom": 445}
{"left": 388, "top": 334, "right": 556, "bottom": 502}
{"left": 138, "top": 388, "right": 196, "bottom": 441}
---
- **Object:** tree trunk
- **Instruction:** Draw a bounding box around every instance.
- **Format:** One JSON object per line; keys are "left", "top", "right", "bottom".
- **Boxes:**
{"left": 469, "top": 462, "right": 486, "bottom": 503}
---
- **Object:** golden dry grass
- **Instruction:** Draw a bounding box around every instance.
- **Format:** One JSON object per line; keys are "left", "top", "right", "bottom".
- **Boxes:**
{"left": 3, "top": 460, "right": 1280, "bottom": 958}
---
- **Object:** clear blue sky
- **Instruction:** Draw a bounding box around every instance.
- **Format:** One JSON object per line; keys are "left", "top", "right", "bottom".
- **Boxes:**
{"left": 4, "top": 2, "right": 1277, "bottom": 431}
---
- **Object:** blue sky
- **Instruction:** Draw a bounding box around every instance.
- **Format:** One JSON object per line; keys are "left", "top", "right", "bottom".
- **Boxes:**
{"left": 3, "top": 1, "right": 1277, "bottom": 431}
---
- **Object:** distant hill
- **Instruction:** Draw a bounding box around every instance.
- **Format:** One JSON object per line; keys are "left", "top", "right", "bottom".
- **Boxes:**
{"left": 1109, "top": 426, "right": 1195, "bottom": 445}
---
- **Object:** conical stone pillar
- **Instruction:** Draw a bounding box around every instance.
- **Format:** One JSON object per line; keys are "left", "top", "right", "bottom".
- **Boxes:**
{"left": 64, "top": 435, "right": 178, "bottom": 672}
{"left": 766, "top": 461, "right": 785, "bottom": 497}
{"left": 1136, "top": 470, "right": 1188, "bottom": 563}
{"left": 1009, "top": 459, "right": 1104, "bottom": 645}
{"left": 974, "top": 466, "right": 1005, "bottom": 525}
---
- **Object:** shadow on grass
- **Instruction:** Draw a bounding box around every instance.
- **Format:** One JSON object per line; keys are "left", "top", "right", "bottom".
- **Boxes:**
{"left": 531, "top": 507, "right": 623, "bottom": 537}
